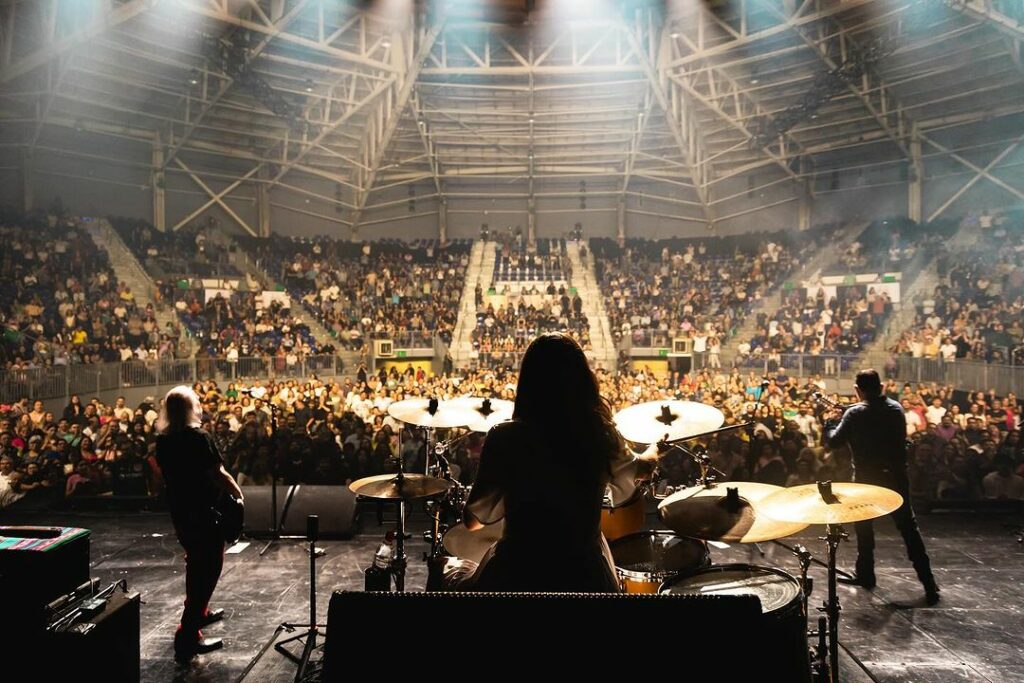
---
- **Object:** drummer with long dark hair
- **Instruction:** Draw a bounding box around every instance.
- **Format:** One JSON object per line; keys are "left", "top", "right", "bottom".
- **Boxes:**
{"left": 156, "top": 385, "right": 244, "bottom": 662}
{"left": 458, "top": 333, "right": 659, "bottom": 592}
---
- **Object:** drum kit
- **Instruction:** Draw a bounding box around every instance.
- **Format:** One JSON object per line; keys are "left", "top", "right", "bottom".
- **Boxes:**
{"left": 349, "top": 396, "right": 903, "bottom": 683}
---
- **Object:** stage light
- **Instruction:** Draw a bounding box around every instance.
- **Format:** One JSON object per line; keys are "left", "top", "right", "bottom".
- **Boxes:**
{"left": 382, "top": 38, "right": 392, "bottom": 49}
{"left": 304, "top": 79, "right": 314, "bottom": 93}
{"left": 188, "top": 69, "right": 200, "bottom": 86}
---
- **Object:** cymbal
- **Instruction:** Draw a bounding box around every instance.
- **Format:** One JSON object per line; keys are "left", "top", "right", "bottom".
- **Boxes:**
{"left": 443, "top": 520, "right": 505, "bottom": 563}
{"left": 349, "top": 473, "right": 451, "bottom": 501}
{"left": 613, "top": 400, "right": 724, "bottom": 444}
{"left": 658, "top": 481, "right": 808, "bottom": 543}
{"left": 449, "top": 397, "right": 515, "bottom": 433}
{"left": 387, "top": 398, "right": 480, "bottom": 429}
{"left": 758, "top": 482, "right": 904, "bottom": 525}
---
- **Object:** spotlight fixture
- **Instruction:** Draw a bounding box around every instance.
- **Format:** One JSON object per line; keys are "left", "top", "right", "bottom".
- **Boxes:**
{"left": 304, "top": 79, "right": 314, "bottom": 93}
{"left": 670, "top": 32, "right": 680, "bottom": 39}
{"left": 188, "top": 69, "right": 200, "bottom": 86}
{"left": 382, "top": 38, "right": 391, "bottom": 49}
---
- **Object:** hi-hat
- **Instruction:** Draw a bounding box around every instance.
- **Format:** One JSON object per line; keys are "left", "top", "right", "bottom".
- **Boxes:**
{"left": 758, "top": 481, "right": 904, "bottom": 526}
{"left": 349, "top": 473, "right": 451, "bottom": 501}
{"left": 387, "top": 398, "right": 480, "bottom": 429}
{"left": 449, "top": 397, "right": 515, "bottom": 432}
{"left": 658, "top": 481, "right": 808, "bottom": 543}
{"left": 613, "top": 400, "right": 724, "bottom": 444}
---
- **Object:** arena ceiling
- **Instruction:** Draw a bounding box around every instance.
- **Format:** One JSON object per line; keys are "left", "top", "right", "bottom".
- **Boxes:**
{"left": 0, "top": 0, "right": 1022, "bottom": 231}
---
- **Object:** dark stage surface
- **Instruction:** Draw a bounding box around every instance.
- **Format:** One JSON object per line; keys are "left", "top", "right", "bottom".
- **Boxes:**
{"left": 7, "top": 507, "right": 1024, "bottom": 682}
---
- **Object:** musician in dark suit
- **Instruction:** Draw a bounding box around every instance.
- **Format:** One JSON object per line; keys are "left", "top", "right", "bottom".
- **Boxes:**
{"left": 156, "top": 385, "right": 244, "bottom": 662}
{"left": 824, "top": 369, "right": 940, "bottom": 605}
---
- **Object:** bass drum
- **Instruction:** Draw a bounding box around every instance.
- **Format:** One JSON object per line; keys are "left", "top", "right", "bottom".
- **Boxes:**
{"left": 609, "top": 530, "right": 710, "bottom": 594}
{"left": 600, "top": 487, "right": 647, "bottom": 541}
{"left": 660, "top": 565, "right": 812, "bottom": 682}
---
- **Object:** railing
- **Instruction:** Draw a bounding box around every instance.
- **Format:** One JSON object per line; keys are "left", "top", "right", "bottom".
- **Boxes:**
{"left": 892, "top": 356, "right": 1024, "bottom": 396}
{"left": 0, "top": 355, "right": 348, "bottom": 403}
{"left": 732, "top": 354, "right": 864, "bottom": 380}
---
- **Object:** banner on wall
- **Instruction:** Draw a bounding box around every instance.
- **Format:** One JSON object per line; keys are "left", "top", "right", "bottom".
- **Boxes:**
{"left": 258, "top": 290, "right": 291, "bottom": 310}
{"left": 203, "top": 288, "right": 233, "bottom": 304}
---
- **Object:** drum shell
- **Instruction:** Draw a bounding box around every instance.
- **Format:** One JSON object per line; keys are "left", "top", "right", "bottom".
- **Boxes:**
{"left": 610, "top": 530, "right": 710, "bottom": 594}
{"left": 660, "top": 564, "right": 812, "bottom": 682}
{"left": 600, "top": 488, "right": 646, "bottom": 541}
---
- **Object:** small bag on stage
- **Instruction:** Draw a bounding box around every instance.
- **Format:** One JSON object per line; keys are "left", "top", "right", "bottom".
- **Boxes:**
{"left": 212, "top": 494, "right": 244, "bottom": 544}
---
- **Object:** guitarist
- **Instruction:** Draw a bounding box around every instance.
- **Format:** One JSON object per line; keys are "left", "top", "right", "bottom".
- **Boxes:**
{"left": 156, "top": 385, "right": 244, "bottom": 662}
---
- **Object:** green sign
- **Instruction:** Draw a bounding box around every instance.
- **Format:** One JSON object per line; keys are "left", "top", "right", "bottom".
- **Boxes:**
{"left": 783, "top": 281, "right": 795, "bottom": 290}
{"left": 882, "top": 274, "right": 897, "bottom": 283}
{"left": 396, "top": 350, "right": 408, "bottom": 359}
{"left": 659, "top": 349, "right": 669, "bottom": 357}
{"left": 842, "top": 274, "right": 856, "bottom": 286}
{"left": 569, "top": 287, "right": 578, "bottom": 296}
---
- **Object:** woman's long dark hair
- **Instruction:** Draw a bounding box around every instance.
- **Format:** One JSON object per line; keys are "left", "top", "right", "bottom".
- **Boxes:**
{"left": 513, "top": 333, "right": 620, "bottom": 478}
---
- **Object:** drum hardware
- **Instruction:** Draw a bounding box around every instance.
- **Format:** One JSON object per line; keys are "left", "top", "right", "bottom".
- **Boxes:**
{"left": 613, "top": 400, "right": 726, "bottom": 444}
{"left": 609, "top": 530, "right": 710, "bottom": 594}
{"left": 349, "top": 471, "right": 451, "bottom": 592}
{"left": 658, "top": 481, "right": 808, "bottom": 544}
{"left": 760, "top": 480, "right": 904, "bottom": 683}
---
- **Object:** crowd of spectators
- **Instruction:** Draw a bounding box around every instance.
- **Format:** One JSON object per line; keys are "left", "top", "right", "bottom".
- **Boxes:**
{"left": 822, "top": 216, "right": 954, "bottom": 276}
{"left": 245, "top": 236, "right": 470, "bottom": 350}
{"left": 3, "top": 364, "right": 1019, "bottom": 511}
{"left": 737, "top": 284, "right": 892, "bottom": 363}
{"left": 0, "top": 209, "right": 185, "bottom": 371}
{"left": 170, "top": 289, "right": 333, "bottom": 372}
{"left": 591, "top": 232, "right": 809, "bottom": 351}
{"left": 891, "top": 208, "right": 1024, "bottom": 364}
{"left": 110, "top": 215, "right": 240, "bottom": 279}
{"left": 470, "top": 283, "right": 590, "bottom": 367}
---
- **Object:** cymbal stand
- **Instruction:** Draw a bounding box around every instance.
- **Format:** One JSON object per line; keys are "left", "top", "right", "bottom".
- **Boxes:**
{"left": 390, "top": 446, "right": 409, "bottom": 592}
{"left": 819, "top": 520, "right": 847, "bottom": 683}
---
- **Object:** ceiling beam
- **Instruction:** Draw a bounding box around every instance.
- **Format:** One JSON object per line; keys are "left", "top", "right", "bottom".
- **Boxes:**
{"left": 163, "top": 0, "right": 316, "bottom": 171}
{"left": 624, "top": 16, "right": 714, "bottom": 226}
{"left": 0, "top": 0, "right": 154, "bottom": 85}
{"left": 176, "top": 0, "right": 395, "bottom": 74}
{"left": 350, "top": 20, "right": 444, "bottom": 231}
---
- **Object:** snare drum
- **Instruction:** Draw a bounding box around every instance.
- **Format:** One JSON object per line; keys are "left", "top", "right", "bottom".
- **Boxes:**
{"left": 600, "top": 487, "right": 647, "bottom": 541}
{"left": 660, "top": 565, "right": 812, "bottom": 682}
{"left": 609, "top": 530, "right": 710, "bottom": 593}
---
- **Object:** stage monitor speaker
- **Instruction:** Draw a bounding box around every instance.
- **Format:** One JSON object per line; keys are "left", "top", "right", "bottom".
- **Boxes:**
{"left": 41, "top": 588, "right": 141, "bottom": 682}
{"left": 0, "top": 526, "right": 90, "bottom": 631}
{"left": 241, "top": 485, "right": 295, "bottom": 536}
{"left": 280, "top": 485, "right": 359, "bottom": 539}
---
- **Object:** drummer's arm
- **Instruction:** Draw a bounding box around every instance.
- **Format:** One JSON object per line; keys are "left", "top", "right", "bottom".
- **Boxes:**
{"left": 608, "top": 442, "right": 662, "bottom": 505}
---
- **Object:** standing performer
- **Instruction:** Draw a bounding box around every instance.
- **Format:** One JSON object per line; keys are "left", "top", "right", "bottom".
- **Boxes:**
{"left": 824, "top": 369, "right": 940, "bottom": 605}
{"left": 156, "top": 385, "right": 244, "bottom": 661}
{"left": 457, "top": 333, "right": 659, "bottom": 592}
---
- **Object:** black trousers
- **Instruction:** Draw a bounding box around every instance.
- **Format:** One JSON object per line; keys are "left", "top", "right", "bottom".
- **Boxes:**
{"left": 175, "top": 521, "right": 225, "bottom": 643}
{"left": 853, "top": 469, "right": 936, "bottom": 588}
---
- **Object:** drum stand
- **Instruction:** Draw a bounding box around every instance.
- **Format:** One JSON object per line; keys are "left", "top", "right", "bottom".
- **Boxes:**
{"left": 820, "top": 522, "right": 847, "bottom": 683}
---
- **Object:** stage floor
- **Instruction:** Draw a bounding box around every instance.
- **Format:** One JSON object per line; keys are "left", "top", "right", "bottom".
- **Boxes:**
{"left": 9, "top": 507, "right": 1024, "bottom": 682}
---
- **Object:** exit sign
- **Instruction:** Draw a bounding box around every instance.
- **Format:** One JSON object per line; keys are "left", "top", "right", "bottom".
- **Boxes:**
{"left": 396, "top": 350, "right": 408, "bottom": 358}
{"left": 659, "top": 349, "right": 669, "bottom": 357}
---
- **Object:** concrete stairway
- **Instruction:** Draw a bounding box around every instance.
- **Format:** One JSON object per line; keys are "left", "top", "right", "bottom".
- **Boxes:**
{"left": 85, "top": 219, "right": 187, "bottom": 354}
{"left": 565, "top": 240, "right": 617, "bottom": 369}
{"left": 720, "top": 221, "right": 870, "bottom": 368}
{"left": 451, "top": 240, "right": 490, "bottom": 367}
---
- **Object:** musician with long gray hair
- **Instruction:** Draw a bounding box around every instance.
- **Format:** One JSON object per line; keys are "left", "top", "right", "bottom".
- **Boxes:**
{"left": 156, "top": 385, "right": 244, "bottom": 662}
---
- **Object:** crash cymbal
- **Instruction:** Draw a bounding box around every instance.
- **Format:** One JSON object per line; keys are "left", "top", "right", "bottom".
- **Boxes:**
{"left": 349, "top": 473, "right": 451, "bottom": 501}
{"left": 613, "top": 400, "right": 724, "bottom": 444}
{"left": 387, "top": 398, "right": 480, "bottom": 429}
{"left": 443, "top": 520, "right": 505, "bottom": 564}
{"left": 758, "top": 482, "right": 904, "bottom": 526}
{"left": 449, "top": 397, "right": 515, "bottom": 433}
{"left": 658, "top": 482, "right": 808, "bottom": 543}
